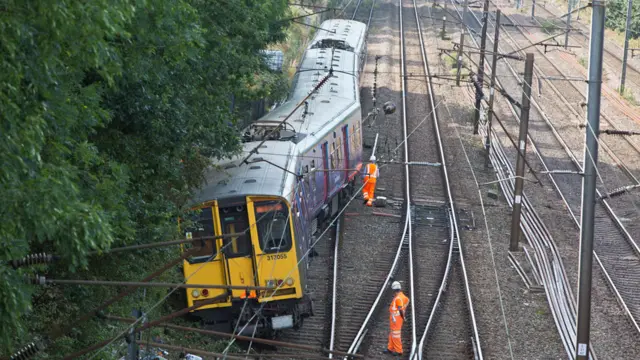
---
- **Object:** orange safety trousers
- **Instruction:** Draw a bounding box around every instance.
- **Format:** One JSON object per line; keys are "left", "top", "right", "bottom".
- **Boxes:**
{"left": 362, "top": 178, "right": 377, "bottom": 205}
{"left": 387, "top": 317, "right": 403, "bottom": 354}
{"left": 388, "top": 292, "right": 409, "bottom": 354}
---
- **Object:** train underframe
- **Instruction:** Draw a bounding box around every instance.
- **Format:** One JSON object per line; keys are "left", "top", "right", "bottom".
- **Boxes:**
{"left": 194, "top": 295, "right": 313, "bottom": 338}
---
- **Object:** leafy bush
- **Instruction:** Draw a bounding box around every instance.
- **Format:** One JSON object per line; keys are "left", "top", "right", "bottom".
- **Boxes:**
{"left": 606, "top": 0, "right": 640, "bottom": 38}
{"left": 0, "top": 0, "right": 290, "bottom": 356}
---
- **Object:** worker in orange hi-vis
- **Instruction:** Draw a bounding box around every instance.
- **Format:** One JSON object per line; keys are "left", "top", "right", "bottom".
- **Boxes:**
{"left": 384, "top": 281, "right": 409, "bottom": 356}
{"left": 362, "top": 155, "right": 379, "bottom": 207}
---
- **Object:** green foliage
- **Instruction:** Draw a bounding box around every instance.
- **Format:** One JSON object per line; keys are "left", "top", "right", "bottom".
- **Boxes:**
{"left": 0, "top": 0, "right": 290, "bottom": 356}
{"left": 540, "top": 20, "right": 558, "bottom": 34}
{"left": 617, "top": 87, "right": 639, "bottom": 105}
{"left": 606, "top": 0, "right": 640, "bottom": 38}
{"left": 578, "top": 57, "right": 587, "bottom": 67}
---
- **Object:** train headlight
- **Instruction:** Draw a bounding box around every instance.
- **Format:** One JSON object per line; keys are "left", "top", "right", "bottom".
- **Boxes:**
{"left": 266, "top": 280, "right": 276, "bottom": 288}
{"left": 192, "top": 289, "right": 200, "bottom": 298}
{"left": 285, "top": 277, "right": 294, "bottom": 286}
{"left": 202, "top": 289, "right": 210, "bottom": 297}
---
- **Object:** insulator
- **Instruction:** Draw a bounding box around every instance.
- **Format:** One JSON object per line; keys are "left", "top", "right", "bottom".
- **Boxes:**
{"left": 26, "top": 274, "right": 47, "bottom": 285}
{"left": 10, "top": 342, "right": 40, "bottom": 360}
{"left": 11, "top": 253, "right": 56, "bottom": 269}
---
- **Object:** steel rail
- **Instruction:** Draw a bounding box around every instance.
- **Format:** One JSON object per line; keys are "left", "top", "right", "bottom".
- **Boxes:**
{"left": 411, "top": 0, "right": 482, "bottom": 359}
{"left": 403, "top": 0, "right": 418, "bottom": 353}
{"left": 533, "top": 3, "right": 640, "bottom": 92}
{"left": 328, "top": 217, "right": 341, "bottom": 359}
{"left": 502, "top": 11, "right": 640, "bottom": 193}
{"left": 329, "top": 3, "right": 377, "bottom": 358}
{"left": 449, "top": 2, "right": 580, "bottom": 358}
{"left": 453, "top": 3, "right": 604, "bottom": 357}
{"left": 351, "top": 0, "right": 364, "bottom": 19}
{"left": 486, "top": 6, "right": 640, "bottom": 338}
{"left": 344, "top": 0, "right": 414, "bottom": 355}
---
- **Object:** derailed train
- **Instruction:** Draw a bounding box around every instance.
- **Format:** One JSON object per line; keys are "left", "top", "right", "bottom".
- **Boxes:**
{"left": 181, "top": 19, "right": 368, "bottom": 336}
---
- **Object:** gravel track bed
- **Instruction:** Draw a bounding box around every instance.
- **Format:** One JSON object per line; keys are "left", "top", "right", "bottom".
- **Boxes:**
{"left": 401, "top": 0, "right": 452, "bottom": 353}
{"left": 491, "top": 10, "right": 640, "bottom": 257}
{"left": 423, "top": 257, "right": 474, "bottom": 359}
{"left": 417, "top": 3, "right": 567, "bottom": 358}
{"left": 494, "top": 10, "right": 640, "bottom": 186}
{"left": 352, "top": 0, "right": 375, "bottom": 21}
{"left": 401, "top": 0, "right": 479, "bottom": 358}
{"left": 336, "top": 0, "right": 408, "bottom": 357}
{"left": 477, "top": 4, "right": 640, "bottom": 349}
{"left": 449, "top": 2, "right": 640, "bottom": 358}
{"left": 536, "top": 0, "right": 640, "bottom": 105}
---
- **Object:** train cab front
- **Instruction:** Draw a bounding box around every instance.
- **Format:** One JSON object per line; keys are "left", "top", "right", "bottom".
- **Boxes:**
{"left": 181, "top": 196, "right": 308, "bottom": 336}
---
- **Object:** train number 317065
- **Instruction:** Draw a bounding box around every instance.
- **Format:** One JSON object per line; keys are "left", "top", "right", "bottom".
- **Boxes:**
{"left": 266, "top": 253, "right": 287, "bottom": 261}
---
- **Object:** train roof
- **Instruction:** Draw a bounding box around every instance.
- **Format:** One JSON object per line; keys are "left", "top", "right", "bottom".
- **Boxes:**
{"left": 194, "top": 141, "right": 296, "bottom": 203}
{"left": 192, "top": 20, "right": 367, "bottom": 204}
{"left": 308, "top": 19, "right": 367, "bottom": 55}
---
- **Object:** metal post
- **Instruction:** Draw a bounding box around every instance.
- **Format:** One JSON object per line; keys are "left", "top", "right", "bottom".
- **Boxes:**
{"left": 127, "top": 309, "right": 142, "bottom": 360}
{"left": 509, "top": 53, "right": 534, "bottom": 252}
{"left": 575, "top": 0, "right": 605, "bottom": 358}
{"left": 621, "top": 0, "right": 633, "bottom": 94}
{"left": 442, "top": 0, "right": 448, "bottom": 40}
{"left": 474, "top": 0, "right": 491, "bottom": 134}
{"left": 485, "top": 10, "right": 501, "bottom": 168}
{"left": 565, "top": 0, "right": 573, "bottom": 49}
{"left": 531, "top": 0, "right": 536, "bottom": 18}
{"left": 456, "top": 0, "right": 469, "bottom": 85}
{"left": 442, "top": 15, "right": 447, "bottom": 39}
{"left": 456, "top": 33, "right": 466, "bottom": 85}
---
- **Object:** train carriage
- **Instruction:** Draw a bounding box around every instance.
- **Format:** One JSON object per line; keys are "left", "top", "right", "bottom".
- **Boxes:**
{"left": 181, "top": 19, "right": 368, "bottom": 336}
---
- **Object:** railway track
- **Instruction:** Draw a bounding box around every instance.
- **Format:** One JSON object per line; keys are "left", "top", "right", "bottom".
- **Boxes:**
{"left": 479, "top": 3, "right": 640, "bottom": 338}
{"left": 402, "top": 1, "right": 480, "bottom": 359}
{"left": 327, "top": 0, "right": 482, "bottom": 358}
{"left": 534, "top": 2, "right": 640, "bottom": 100}
{"left": 450, "top": 0, "right": 640, "bottom": 354}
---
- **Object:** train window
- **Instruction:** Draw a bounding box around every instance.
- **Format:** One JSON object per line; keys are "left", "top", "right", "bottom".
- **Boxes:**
{"left": 254, "top": 201, "right": 292, "bottom": 254}
{"left": 183, "top": 207, "right": 216, "bottom": 262}
{"left": 219, "top": 207, "right": 251, "bottom": 258}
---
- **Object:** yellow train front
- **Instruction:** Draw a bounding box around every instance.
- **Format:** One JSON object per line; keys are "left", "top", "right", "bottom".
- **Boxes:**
{"left": 181, "top": 195, "right": 310, "bottom": 336}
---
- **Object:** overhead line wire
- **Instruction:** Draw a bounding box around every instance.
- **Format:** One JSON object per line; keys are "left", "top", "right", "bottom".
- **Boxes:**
{"left": 73, "top": 183, "right": 301, "bottom": 360}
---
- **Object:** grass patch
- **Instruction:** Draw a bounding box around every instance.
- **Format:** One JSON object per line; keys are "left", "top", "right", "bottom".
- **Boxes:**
{"left": 442, "top": 54, "right": 470, "bottom": 77}
{"left": 578, "top": 57, "right": 587, "bottom": 67}
{"left": 616, "top": 87, "right": 639, "bottom": 106}
{"left": 540, "top": 20, "right": 558, "bottom": 34}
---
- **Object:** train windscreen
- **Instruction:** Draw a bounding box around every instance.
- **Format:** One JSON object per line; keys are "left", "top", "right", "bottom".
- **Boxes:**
{"left": 254, "top": 200, "right": 292, "bottom": 253}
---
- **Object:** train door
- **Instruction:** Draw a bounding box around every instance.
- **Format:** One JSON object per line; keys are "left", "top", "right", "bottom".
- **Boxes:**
{"left": 342, "top": 125, "right": 350, "bottom": 178}
{"left": 218, "top": 203, "right": 256, "bottom": 299}
{"left": 248, "top": 197, "right": 301, "bottom": 301}
{"left": 321, "top": 142, "right": 329, "bottom": 202}
{"left": 181, "top": 203, "right": 228, "bottom": 308}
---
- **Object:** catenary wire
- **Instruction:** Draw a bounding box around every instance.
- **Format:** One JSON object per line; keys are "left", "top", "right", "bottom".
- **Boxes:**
{"left": 83, "top": 182, "right": 303, "bottom": 359}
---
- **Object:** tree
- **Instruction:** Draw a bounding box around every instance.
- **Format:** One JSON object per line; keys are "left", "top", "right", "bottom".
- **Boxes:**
{"left": 605, "top": 0, "right": 640, "bottom": 38}
{"left": 0, "top": 0, "right": 289, "bottom": 355}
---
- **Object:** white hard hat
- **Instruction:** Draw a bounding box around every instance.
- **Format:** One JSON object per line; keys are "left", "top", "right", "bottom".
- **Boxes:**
{"left": 369, "top": 155, "right": 376, "bottom": 162}
{"left": 391, "top": 281, "right": 401, "bottom": 290}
